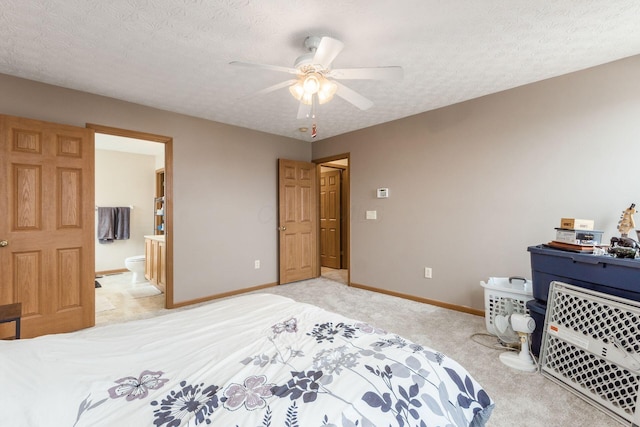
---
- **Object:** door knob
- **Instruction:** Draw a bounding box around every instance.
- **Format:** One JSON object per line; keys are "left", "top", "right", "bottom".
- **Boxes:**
{"left": 0, "top": 240, "right": 8, "bottom": 247}
{"left": 278, "top": 226, "right": 286, "bottom": 231}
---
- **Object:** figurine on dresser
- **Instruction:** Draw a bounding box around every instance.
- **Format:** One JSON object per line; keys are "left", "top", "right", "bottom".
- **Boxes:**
{"left": 609, "top": 203, "right": 640, "bottom": 258}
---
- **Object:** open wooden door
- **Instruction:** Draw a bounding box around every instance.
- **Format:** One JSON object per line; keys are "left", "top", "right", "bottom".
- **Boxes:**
{"left": 320, "top": 169, "right": 341, "bottom": 268}
{"left": 0, "top": 115, "right": 95, "bottom": 338}
{"left": 278, "top": 159, "right": 318, "bottom": 284}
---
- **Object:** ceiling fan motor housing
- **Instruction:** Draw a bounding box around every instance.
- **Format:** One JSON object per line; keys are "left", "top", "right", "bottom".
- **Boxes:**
{"left": 294, "top": 36, "right": 327, "bottom": 71}
{"left": 303, "top": 36, "right": 322, "bottom": 52}
{"left": 293, "top": 53, "right": 317, "bottom": 70}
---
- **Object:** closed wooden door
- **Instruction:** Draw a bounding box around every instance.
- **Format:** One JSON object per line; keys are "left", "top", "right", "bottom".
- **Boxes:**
{"left": 278, "top": 159, "right": 318, "bottom": 284}
{"left": 0, "top": 115, "right": 95, "bottom": 338}
{"left": 320, "top": 169, "right": 341, "bottom": 268}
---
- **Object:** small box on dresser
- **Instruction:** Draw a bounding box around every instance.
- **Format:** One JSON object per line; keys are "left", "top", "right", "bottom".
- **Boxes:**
{"left": 559, "top": 218, "right": 594, "bottom": 230}
{"left": 554, "top": 228, "right": 603, "bottom": 245}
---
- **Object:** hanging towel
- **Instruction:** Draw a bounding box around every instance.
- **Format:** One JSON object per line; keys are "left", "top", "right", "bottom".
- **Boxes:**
{"left": 97, "top": 207, "right": 116, "bottom": 244}
{"left": 115, "top": 207, "right": 130, "bottom": 240}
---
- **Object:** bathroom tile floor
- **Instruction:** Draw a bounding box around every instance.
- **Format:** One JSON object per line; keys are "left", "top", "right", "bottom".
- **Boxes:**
{"left": 95, "top": 272, "right": 165, "bottom": 326}
{"left": 320, "top": 267, "right": 348, "bottom": 285}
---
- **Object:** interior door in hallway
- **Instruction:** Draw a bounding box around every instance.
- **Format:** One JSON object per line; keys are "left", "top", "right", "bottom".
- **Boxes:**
{"left": 0, "top": 115, "right": 95, "bottom": 338}
{"left": 278, "top": 159, "right": 318, "bottom": 284}
{"left": 320, "top": 169, "right": 341, "bottom": 268}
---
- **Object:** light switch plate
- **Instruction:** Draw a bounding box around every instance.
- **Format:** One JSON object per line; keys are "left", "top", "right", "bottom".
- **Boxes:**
{"left": 366, "top": 210, "right": 377, "bottom": 220}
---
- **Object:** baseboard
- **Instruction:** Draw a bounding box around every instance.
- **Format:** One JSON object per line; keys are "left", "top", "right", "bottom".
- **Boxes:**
{"left": 95, "top": 268, "right": 128, "bottom": 276}
{"left": 166, "top": 280, "right": 484, "bottom": 317}
{"left": 349, "top": 282, "right": 484, "bottom": 317}
{"left": 169, "top": 282, "right": 279, "bottom": 309}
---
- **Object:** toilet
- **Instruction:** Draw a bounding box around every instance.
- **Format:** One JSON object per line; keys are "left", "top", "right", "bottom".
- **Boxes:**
{"left": 124, "top": 255, "right": 146, "bottom": 284}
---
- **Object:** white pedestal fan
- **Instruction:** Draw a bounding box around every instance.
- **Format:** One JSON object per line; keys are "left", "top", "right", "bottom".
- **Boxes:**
{"left": 494, "top": 309, "right": 537, "bottom": 372}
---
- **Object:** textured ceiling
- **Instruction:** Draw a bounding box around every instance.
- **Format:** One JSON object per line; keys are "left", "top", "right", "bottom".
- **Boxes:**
{"left": 2, "top": 1, "right": 640, "bottom": 141}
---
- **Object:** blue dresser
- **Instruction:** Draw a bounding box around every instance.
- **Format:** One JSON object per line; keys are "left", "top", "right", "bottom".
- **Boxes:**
{"left": 526, "top": 244, "right": 640, "bottom": 356}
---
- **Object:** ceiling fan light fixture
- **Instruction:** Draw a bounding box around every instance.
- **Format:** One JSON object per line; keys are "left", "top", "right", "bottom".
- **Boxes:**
{"left": 289, "top": 83, "right": 305, "bottom": 100}
{"left": 290, "top": 73, "right": 337, "bottom": 105}
{"left": 317, "top": 79, "right": 337, "bottom": 104}
{"left": 302, "top": 73, "right": 320, "bottom": 94}
{"left": 301, "top": 92, "right": 314, "bottom": 105}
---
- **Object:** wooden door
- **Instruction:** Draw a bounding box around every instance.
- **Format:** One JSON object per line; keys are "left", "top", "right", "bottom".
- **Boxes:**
{"left": 278, "top": 159, "right": 318, "bottom": 284}
{"left": 0, "top": 115, "right": 95, "bottom": 338}
{"left": 320, "top": 169, "right": 341, "bottom": 268}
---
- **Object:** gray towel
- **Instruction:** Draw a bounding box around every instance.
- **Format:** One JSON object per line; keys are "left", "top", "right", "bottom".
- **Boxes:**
{"left": 97, "top": 207, "right": 116, "bottom": 243}
{"left": 115, "top": 207, "right": 130, "bottom": 240}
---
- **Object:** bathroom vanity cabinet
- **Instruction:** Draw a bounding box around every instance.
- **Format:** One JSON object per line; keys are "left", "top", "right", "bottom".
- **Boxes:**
{"left": 144, "top": 235, "right": 166, "bottom": 292}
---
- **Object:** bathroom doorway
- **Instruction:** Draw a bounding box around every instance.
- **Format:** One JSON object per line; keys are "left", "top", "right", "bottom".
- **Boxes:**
{"left": 315, "top": 154, "right": 349, "bottom": 286}
{"left": 89, "top": 124, "right": 173, "bottom": 322}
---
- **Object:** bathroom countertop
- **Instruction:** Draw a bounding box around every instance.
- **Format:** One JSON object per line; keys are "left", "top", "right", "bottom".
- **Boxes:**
{"left": 144, "top": 234, "right": 165, "bottom": 242}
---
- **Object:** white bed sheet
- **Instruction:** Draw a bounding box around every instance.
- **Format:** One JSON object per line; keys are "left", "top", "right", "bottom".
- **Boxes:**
{"left": 0, "top": 293, "right": 493, "bottom": 426}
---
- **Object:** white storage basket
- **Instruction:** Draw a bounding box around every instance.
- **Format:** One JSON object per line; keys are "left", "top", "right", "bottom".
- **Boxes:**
{"left": 481, "top": 277, "right": 534, "bottom": 335}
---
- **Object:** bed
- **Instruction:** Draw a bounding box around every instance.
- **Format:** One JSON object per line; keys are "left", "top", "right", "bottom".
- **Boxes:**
{"left": 0, "top": 293, "right": 493, "bottom": 426}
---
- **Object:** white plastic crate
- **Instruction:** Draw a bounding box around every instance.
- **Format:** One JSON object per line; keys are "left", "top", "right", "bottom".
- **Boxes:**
{"left": 481, "top": 277, "right": 534, "bottom": 335}
{"left": 540, "top": 282, "right": 640, "bottom": 427}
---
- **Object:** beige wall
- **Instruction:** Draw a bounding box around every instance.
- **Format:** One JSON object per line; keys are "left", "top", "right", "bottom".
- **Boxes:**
{"left": 0, "top": 73, "right": 310, "bottom": 303}
{"left": 95, "top": 149, "right": 156, "bottom": 272}
{"left": 313, "top": 55, "right": 640, "bottom": 310}
{"left": 4, "top": 54, "right": 640, "bottom": 311}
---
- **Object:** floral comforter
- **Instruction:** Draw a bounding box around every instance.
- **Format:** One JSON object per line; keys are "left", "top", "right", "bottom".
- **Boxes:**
{"left": 0, "top": 293, "right": 493, "bottom": 426}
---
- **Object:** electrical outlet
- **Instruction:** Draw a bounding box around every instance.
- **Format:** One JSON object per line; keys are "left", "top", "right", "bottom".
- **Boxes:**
{"left": 424, "top": 267, "right": 432, "bottom": 279}
{"left": 254, "top": 260, "right": 260, "bottom": 269}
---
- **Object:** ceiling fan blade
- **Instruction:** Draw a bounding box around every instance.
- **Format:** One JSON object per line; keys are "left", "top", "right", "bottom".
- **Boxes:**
{"left": 313, "top": 37, "right": 344, "bottom": 68}
{"left": 253, "top": 79, "right": 297, "bottom": 97}
{"left": 334, "top": 81, "right": 374, "bottom": 110}
{"left": 238, "top": 79, "right": 297, "bottom": 102}
{"left": 328, "top": 66, "right": 403, "bottom": 81}
{"left": 229, "top": 61, "right": 298, "bottom": 75}
{"left": 297, "top": 101, "right": 311, "bottom": 120}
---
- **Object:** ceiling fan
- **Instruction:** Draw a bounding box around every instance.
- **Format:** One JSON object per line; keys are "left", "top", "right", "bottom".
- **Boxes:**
{"left": 230, "top": 36, "right": 403, "bottom": 122}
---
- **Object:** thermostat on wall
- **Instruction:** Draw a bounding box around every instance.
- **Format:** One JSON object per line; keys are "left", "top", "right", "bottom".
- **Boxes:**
{"left": 377, "top": 188, "right": 389, "bottom": 198}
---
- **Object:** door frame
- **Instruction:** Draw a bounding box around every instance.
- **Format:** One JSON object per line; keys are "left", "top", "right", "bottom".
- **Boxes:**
{"left": 86, "top": 123, "right": 175, "bottom": 308}
{"left": 313, "top": 153, "right": 350, "bottom": 285}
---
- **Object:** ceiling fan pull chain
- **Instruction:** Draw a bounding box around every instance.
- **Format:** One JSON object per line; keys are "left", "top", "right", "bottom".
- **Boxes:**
{"left": 311, "top": 94, "right": 318, "bottom": 138}
{"left": 312, "top": 93, "right": 318, "bottom": 119}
